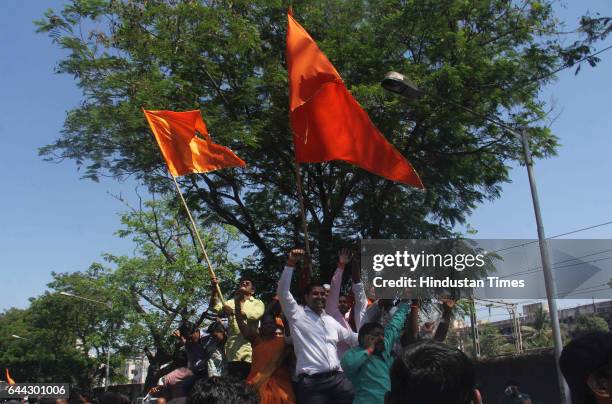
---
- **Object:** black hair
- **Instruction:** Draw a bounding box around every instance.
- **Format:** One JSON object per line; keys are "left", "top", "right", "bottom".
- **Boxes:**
{"left": 179, "top": 321, "right": 195, "bottom": 338}
{"left": 173, "top": 348, "right": 188, "bottom": 368}
{"left": 98, "top": 391, "right": 130, "bottom": 404}
{"left": 188, "top": 376, "right": 258, "bottom": 404}
{"left": 304, "top": 283, "right": 325, "bottom": 295}
{"left": 206, "top": 321, "right": 226, "bottom": 335}
{"left": 358, "top": 322, "right": 384, "bottom": 346}
{"left": 388, "top": 340, "right": 476, "bottom": 404}
{"left": 559, "top": 331, "right": 612, "bottom": 404}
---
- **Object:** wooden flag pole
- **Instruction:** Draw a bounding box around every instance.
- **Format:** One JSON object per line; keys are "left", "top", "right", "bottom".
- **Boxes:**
{"left": 171, "top": 175, "right": 225, "bottom": 305}
{"left": 293, "top": 161, "right": 312, "bottom": 277}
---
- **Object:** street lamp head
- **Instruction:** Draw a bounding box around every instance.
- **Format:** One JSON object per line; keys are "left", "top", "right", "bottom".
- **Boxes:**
{"left": 381, "top": 71, "right": 422, "bottom": 101}
{"left": 59, "top": 291, "right": 75, "bottom": 297}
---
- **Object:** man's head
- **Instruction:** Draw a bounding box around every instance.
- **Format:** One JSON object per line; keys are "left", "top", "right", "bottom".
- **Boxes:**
{"left": 323, "top": 284, "right": 331, "bottom": 297}
{"left": 188, "top": 376, "right": 258, "bottom": 404}
{"left": 238, "top": 277, "right": 255, "bottom": 296}
{"left": 386, "top": 340, "right": 481, "bottom": 404}
{"left": 359, "top": 322, "right": 385, "bottom": 352}
{"left": 206, "top": 321, "right": 227, "bottom": 343}
{"left": 179, "top": 321, "right": 200, "bottom": 342}
{"left": 338, "top": 295, "right": 350, "bottom": 315}
{"left": 560, "top": 331, "right": 612, "bottom": 404}
{"left": 304, "top": 283, "right": 326, "bottom": 314}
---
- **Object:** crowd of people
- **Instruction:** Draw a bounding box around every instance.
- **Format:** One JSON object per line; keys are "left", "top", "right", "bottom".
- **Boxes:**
{"left": 23, "top": 248, "right": 610, "bottom": 404}
{"left": 134, "top": 247, "right": 612, "bottom": 404}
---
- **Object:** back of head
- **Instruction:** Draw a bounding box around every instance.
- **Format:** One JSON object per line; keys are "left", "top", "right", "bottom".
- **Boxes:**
{"left": 98, "top": 391, "right": 130, "bottom": 404}
{"left": 389, "top": 340, "right": 476, "bottom": 404}
{"left": 188, "top": 376, "right": 258, "bottom": 404}
{"left": 560, "top": 331, "right": 612, "bottom": 404}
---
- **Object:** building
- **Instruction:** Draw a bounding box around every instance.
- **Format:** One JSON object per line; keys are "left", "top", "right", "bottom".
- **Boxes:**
{"left": 121, "top": 355, "right": 149, "bottom": 385}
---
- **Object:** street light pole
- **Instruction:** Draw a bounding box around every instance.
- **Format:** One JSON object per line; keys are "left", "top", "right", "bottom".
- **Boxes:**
{"left": 382, "top": 71, "right": 570, "bottom": 403}
{"left": 59, "top": 291, "right": 113, "bottom": 391}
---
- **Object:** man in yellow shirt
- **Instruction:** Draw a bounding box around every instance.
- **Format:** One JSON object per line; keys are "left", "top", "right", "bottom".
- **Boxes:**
{"left": 210, "top": 276, "right": 265, "bottom": 379}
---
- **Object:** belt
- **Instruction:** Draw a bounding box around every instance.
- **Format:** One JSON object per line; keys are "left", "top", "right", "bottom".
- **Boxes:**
{"left": 298, "top": 370, "right": 341, "bottom": 380}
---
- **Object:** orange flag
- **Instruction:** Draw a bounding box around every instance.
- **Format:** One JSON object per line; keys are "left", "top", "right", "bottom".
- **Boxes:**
{"left": 143, "top": 109, "right": 246, "bottom": 177}
{"left": 286, "top": 13, "right": 423, "bottom": 188}
{"left": 5, "top": 368, "right": 15, "bottom": 385}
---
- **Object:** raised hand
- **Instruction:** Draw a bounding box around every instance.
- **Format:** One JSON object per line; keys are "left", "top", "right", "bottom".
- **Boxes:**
{"left": 287, "top": 248, "right": 305, "bottom": 266}
{"left": 440, "top": 297, "right": 456, "bottom": 310}
{"left": 338, "top": 248, "right": 353, "bottom": 265}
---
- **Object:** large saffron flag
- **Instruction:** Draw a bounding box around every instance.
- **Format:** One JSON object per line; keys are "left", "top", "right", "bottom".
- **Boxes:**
{"left": 143, "top": 109, "right": 246, "bottom": 177}
{"left": 286, "top": 13, "right": 423, "bottom": 188}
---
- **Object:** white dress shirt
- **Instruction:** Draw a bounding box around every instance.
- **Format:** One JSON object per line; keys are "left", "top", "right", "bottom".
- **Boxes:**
{"left": 278, "top": 265, "right": 358, "bottom": 375}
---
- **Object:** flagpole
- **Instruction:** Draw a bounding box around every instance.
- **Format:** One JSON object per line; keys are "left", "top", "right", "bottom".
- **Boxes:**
{"left": 293, "top": 161, "right": 312, "bottom": 277}
{"left": 171, "top": 175, "right": 225, "bottom": 305}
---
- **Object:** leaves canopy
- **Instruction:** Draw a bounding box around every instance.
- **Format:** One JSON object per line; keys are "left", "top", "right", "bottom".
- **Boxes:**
{"left": 36, "top": 0, "right": 611, "bottom": 285}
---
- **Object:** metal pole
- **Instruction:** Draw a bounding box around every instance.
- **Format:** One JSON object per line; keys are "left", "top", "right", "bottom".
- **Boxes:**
{"left": 105, "top": 337, "right": 111, "bottom": 391}
{"left": 105, "top": 302, "right": 112, "bottom": 391}
{"left": 516, "top": 310, "right": 524, "bottom": 353}
{"left": 520, "top": 128, "right": 570, "bottom": 403}
{"left": 469, "top": 297, "right": 481, "bottom": 358}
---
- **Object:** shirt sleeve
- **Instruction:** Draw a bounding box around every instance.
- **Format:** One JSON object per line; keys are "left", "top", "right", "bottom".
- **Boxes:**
{"left": 244, "top": 299, "right": 265, "bottom": 321}
{"left": 340, "top": 348, "right": 371, "bottom": 379}
{"left": 352, "top": 282, "right": 368, "bottom": 330}
{"left": 277, "top": 266, "right": 302, "bottom": 322}
{"left": 337, "top": 320, "right": 359, "bottom": 347}
{"left": 361, "top": 302, "right": 381, "bottom": 327}
{"left": 384, "top": 303, "right": 409, "bottom": 353}
{"left": 325, "top": 266, "right": 345, "bottom": 325}
{"left": 211, "top": 300, "right": 223, "bottom": 314}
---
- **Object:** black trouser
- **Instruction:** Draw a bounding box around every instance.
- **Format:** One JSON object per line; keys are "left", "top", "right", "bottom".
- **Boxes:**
{"left": 295, "top": 371, "right": 354, "bottom": 404}
{"left": 227, "top": 361, "right": 251, "bottom": 380}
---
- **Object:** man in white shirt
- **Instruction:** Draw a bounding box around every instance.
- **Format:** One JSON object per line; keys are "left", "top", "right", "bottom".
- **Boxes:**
{"left": 278, "top": 248, "right": 358, "bottom": 404}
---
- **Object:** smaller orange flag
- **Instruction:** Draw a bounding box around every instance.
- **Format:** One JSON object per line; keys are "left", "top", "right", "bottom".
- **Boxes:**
{"left": 5, "top": 368, "right": 15, "bottom": 385}
{"left": 143, "top": 109, "right": 246, "bottom": 177}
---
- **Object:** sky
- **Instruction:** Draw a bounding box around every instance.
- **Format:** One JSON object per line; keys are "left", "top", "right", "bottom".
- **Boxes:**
{"left": 1, "top": 1, "right": 611, "bottom": 317}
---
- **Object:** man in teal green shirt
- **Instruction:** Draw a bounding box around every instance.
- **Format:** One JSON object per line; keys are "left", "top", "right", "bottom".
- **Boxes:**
{"left": 340, "top": 302, "right": 409, "bottom": 404}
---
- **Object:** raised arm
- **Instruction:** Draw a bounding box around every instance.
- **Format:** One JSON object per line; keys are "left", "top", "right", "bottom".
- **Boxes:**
{"left": 325, "top": 249, "right": 352, "bottom": 317}
{"left": 234, "top": 293, "right": 258, "bottom": 344}
{"left": 210, "top": 277, "right": 234, "bottom": 316}
{"left": 434, "top": 298, "right": 455, "bottom": 342}
{"left": 401, "top": 300, "right": 420, "bottom": 347}
{"left": 351, "top": 254, "right": 368, "bottom": 330}
{"left": 384, "top": 303, "right": 409, "bottom": 353}
{"left": 277, "top": 249, "right": 305, "bottom": 322}
{"left": 209, "top": 277, "right": 223, "bottom": 313}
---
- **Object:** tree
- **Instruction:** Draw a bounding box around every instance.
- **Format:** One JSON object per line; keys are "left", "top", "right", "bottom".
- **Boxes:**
{"left": 0, "top": 287, "right": 120, "bottom": 388}
{"left": 1, "top": 197, "right": 240, "bottom": 391}
{"left": 35, "top": 0, "right": 611, "bottom": 288}
{"left": 459, "top": 322, "right": 513, "bottom": 358}
{"left": 103, "top": 196, "right": 240, "bottom": 390}
{"left": 521, "top": 305, "right": 570, "bottom": 348}
{"left": 573, "top": 314, "right": 609, "bottom": 339}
